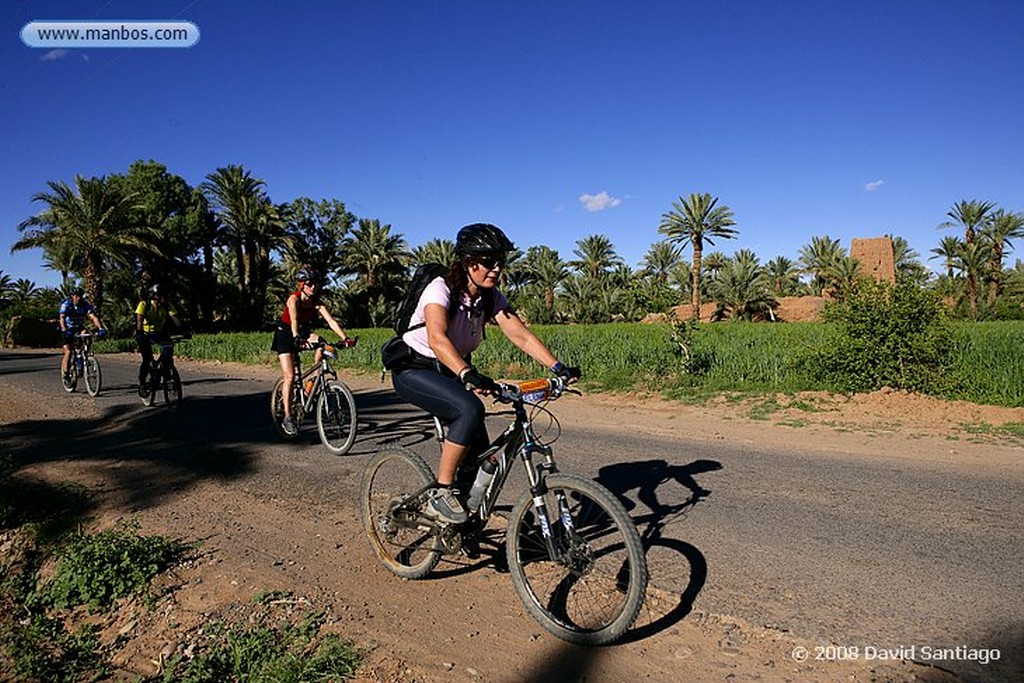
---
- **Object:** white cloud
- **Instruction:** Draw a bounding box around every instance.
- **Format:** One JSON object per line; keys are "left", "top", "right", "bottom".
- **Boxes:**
{"left": 41, "top": 49, "right": 68, "bottom": 61}
{"left": 579, "top": 191, "right": 622, "bottom": 212}
{"left": 864, "top": 180, "right": 885, "bottom": 192}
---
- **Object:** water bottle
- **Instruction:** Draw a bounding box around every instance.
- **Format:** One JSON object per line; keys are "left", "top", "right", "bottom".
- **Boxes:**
{"left": 305, "top": 379, "right": 314, "bottom": 394}
{"left": 465, "top": 456, "right": 498, "bottom": 512}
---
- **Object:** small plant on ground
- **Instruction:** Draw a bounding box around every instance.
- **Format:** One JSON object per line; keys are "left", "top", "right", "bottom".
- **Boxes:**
{"left": 46, "top": 517, "right": 193, "bottom": 611}
{"left": 163, "top": 607, "right": 361, "bottom": 682}
{"left": 0, "top": 608, "right": 106, "bottom": 683}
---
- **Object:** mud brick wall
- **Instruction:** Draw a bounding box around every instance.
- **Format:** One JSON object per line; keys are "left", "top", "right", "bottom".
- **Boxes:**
{"left": 850, "top": 236, "right": 896, "bottom": 284}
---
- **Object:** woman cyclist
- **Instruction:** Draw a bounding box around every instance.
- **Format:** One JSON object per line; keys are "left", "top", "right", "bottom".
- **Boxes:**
{"left": 271, "top": 267, "right": 353, "bottom": 436}
{"left": 390, "top": 223, "right": 580, "bottom": 524}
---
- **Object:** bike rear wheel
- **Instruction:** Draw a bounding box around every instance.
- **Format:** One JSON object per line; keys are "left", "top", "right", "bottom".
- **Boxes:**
{"left": 140, "top": 370, "right": 157, "bottom": 406}
{"left": 84, "top": 355, "right": 102, "bottom": 397}
{"left": 163, "top": 366, "right": 182, "bottom": 410}
{"left": 270, "top": 378, "right": 302, "bottom": 439}
{"left": 60, "top": 360, "right": 77, "bottom": 392}
{"left": 360, "top": 447, "right": 441, "bottom": 579}
{"left": 316, "top": 380, "right": 358, "bottom": 454}
{"left": 506, "top": 473, "right": 648, "bottom": 645}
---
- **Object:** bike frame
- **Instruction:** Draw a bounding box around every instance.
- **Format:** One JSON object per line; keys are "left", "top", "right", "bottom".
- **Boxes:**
{"left": 149, "top": 340, "right": 176, "bottom": 382}
{"left": 424, "top": 380, "right": 572, "bottom": 561}
{"left": 65, "top": 331, "right": 93, "bottom": 375}
{"left": 291, "top": 346, "right": 338, "bottom": 414}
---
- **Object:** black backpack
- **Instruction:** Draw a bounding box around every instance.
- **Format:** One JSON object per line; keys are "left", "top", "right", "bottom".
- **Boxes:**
{"left": 391, "top": 263, "right": 448, "bottom": 335}
{"left": 380, "top": 262, "right": 494, "bottom": 373}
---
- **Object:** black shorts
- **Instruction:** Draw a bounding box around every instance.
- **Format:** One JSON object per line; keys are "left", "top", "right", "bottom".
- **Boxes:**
{"left": 270, "top": 324, "right": 311, "bottom": 354}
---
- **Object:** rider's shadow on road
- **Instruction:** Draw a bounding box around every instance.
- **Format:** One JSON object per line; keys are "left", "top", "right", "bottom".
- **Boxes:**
{"left": 598, "top": 458, "right": 722, "bottom": 641}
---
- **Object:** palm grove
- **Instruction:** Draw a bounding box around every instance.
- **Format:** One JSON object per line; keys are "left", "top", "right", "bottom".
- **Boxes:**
{"left": 5, "top": 161, "right": 1024, "bottom": 335}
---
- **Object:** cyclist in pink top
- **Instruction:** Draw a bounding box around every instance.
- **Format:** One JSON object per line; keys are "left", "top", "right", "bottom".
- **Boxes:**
{"left": 391, "top": 223, "right": 580, "bottom": 524}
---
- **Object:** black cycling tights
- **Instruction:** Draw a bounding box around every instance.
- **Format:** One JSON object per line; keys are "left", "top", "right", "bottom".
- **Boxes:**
{"left": 392, "top": 367, "right": 489, "bottom": 452}
{"left": 136, "top": 335, "right": 171, "bottom": 384}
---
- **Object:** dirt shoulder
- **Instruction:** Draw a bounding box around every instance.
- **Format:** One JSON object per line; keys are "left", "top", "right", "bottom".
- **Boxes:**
{"left": 5, "top": 354, "right": 1020, "bottom": 682}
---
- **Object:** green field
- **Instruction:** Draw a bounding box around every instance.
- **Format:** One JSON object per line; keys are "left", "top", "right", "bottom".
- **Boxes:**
{"left": 100, "top": 321, "right": 1024, "bottom": 408}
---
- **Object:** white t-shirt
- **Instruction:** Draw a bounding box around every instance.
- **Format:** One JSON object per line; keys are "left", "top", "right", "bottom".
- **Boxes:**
{"left": 402, "top": 277, "right": 509, "bottom": 360}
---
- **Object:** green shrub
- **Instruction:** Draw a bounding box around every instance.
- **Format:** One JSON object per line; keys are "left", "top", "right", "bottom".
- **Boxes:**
{"left": 46, "top": 518, "right": 192, "bottom": 610}
{"left": 809, "top": 281, "right": 956, "bottom": 394}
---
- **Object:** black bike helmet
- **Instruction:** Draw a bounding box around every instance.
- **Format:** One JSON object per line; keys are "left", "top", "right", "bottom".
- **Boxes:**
{"left": 296, "top": 266, "right": 319, "bottom": 285}
{"left": 71, "top": 287, "right": 85, "bottom": 297}
{"left": 455, "top": 223, "right": 515, "bottom": 257}
{"left": 149, "top": 283, "right": 164, "bottom": 296}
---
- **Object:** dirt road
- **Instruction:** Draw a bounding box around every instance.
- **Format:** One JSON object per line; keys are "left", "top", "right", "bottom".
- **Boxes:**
{"left": 2, "top": 349, "right": 1022, "bottom": 682}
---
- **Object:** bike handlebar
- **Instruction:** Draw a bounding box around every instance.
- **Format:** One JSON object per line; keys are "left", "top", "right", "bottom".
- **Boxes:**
{"left": 493, "top": 376, "right": 576, "bottom": 404}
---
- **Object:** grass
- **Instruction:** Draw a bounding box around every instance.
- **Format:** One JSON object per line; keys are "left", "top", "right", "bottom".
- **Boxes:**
{"left": 95, "top": 320, "right": 1024, "bottom": 407}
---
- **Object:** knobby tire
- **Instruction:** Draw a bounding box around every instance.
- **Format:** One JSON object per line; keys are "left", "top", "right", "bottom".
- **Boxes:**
{"left": 84, "top": 356, "right": 102, "bottom": 397}
{"left": 316, "top": 380, "right": 358, "bottom": 455}
{"left": 506, "top": 473, "right": 648, "bottom": 645}
{"left": 360, "top": 447, "right": 441, "bottom": 579}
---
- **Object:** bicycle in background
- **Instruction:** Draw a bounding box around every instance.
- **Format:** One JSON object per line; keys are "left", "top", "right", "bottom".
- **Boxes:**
{"left": 61, "top": 330, "right": 104, "bottom": 397}
{"left": 360, "top": 376, "right": 648, "bottom": 645}
{"left": 270, "top": 338, "right": 359, "bottom": 455}
{"left": 139, "top": 335, "right": 190, "bottom": 410}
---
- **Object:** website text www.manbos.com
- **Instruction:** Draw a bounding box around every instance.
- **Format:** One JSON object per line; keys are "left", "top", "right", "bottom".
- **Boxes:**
{"left": 21, "top": 21, "right": 199, "bottom": 48}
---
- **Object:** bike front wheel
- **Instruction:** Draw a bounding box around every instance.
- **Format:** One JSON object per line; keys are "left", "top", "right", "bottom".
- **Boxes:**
{"left": 316, "top": 380, "right": 358, "bottom": 455}
{"left": 360, "top": 447, "right": 441, "bottom": 579}
{"left": 506, "top": 473, "right": 648, "bottom": 646}
{"left": 163, "top": 366, "right": 182, "bottom": 410}
{"left": 84, "top": 356, "right": 102, "bottom": 397}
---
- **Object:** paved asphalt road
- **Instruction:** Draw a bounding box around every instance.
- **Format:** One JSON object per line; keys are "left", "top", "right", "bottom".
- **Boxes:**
{"left": 2, "top": 349, "right": 1021, "bottom": 683}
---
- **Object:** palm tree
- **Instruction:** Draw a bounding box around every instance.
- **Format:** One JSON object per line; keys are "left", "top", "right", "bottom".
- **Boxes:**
{"left": 798, "top": 235, "right": 845, "bottom": 295}
{"left": 523, "top": 245, "right": 569, "bottom": 313}
{"left": 942, "top": 199, "right": 996, "bottom": 245}
{"left": 13, "top": 175, "right": 151, "bottom": 310}
{"left": 701, "top": 250, "right": 729, "bottom": 282}
{"left": 981, "top": 210, "right": 1024, "bottom": 304}
{"left": 940, "top": 200, "right": 997, "bottom": 315}
{"left": 342, "top": 218, "right": 409, "bottom": 293}
{"left": 766, "top": 256, "right": 800, "bottom": 296}
{"left": 658, "top": 193, "right": 738, "bottom": 320}
{"left": 411, "top": 238, "right": 457, "bottom": 268}
{"left": 0, "top": 271, "right": 12, "bottom": 310}
{"left": 707, "top": 257, "right": 776, "bottom": 321}
{"left": 569, "top": 234, "right": 623, "bottom": 280}
{"left": 11, "top": 278, "right": 40, "bottom": 306}
{"left": 639, "top": 241, "right": 683, "bottom": 285}
{"left": 890, "top": 236, "right": 929, "bottom": 287}
{"left": 201, "top": 165, "right": 282, "bottom": 327}
{"left": 930, "top": 236, "right": 963, "bottom": 279}
{"left": 952, "top": 241, "right": 992, "bottom": 317}
{"left": 825, "top": 255, "right": 865, "bottom": 300}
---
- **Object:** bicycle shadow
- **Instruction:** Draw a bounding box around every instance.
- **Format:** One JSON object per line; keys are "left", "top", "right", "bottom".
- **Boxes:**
{"left": 597, "top": 458, "right": 722, "bottom": 642}
{"left": 347, "top": 387, "right": 443, "bottom": 454}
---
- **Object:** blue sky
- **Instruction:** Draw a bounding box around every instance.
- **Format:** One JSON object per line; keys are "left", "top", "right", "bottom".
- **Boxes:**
{"left": 3, "top": 0, "right": 1022, "bottom": 288}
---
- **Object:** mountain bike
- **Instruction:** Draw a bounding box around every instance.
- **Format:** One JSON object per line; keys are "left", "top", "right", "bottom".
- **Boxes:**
{"left": 270, "top": 339, "right": 358, "bottom": 455}
{"left": 61, "top": 330, "right": 103, "bottom": 397}
{"left": 360, "top": 377, "right": 648, "bottom": 645}
{"left": 140, "top": 335, "right": 189, "bottom": 410}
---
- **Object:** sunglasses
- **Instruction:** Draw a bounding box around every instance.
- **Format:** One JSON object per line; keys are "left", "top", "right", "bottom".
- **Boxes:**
{"left": 475, "top": 256, "right": 506, "bottom": 270}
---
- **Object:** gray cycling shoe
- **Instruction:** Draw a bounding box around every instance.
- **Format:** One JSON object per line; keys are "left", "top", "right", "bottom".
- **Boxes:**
{"left": 423, "top": 487, "right": 468, "bottom": 525}
{"left": 281, "top": 417, "right": 297, "bottom": 436}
